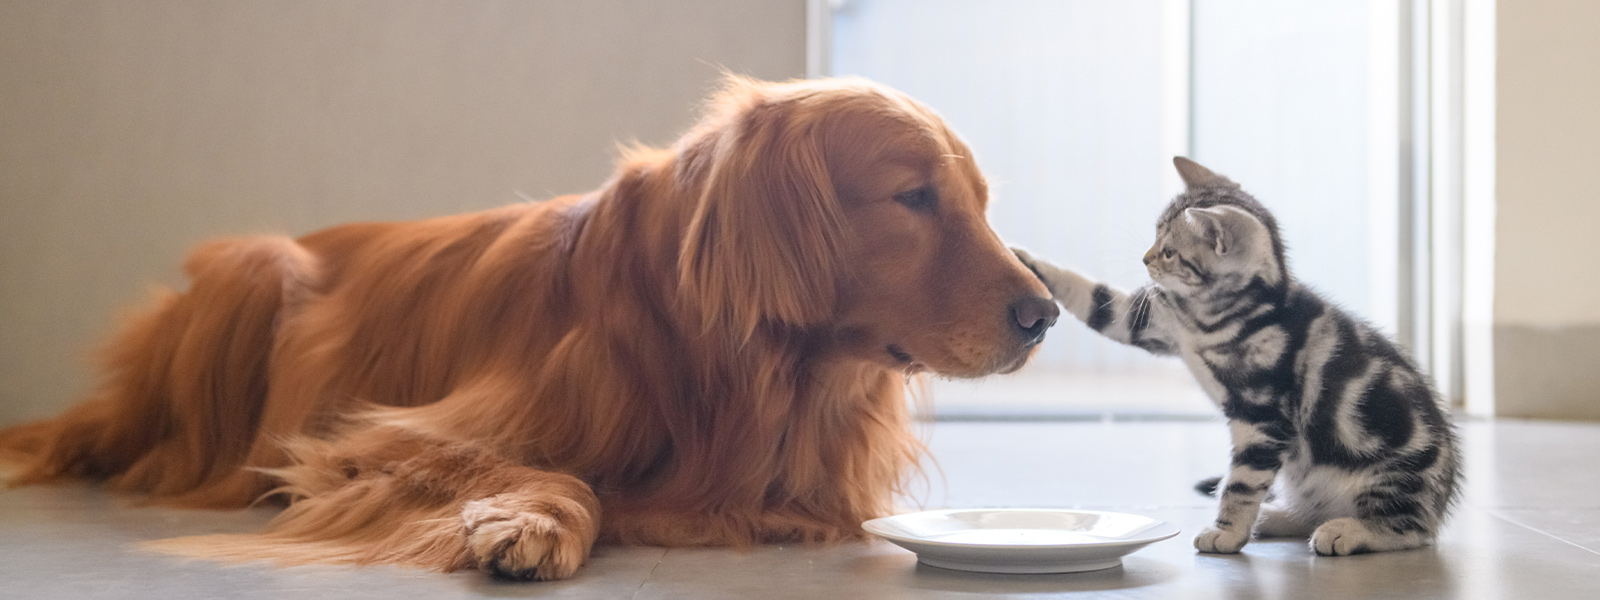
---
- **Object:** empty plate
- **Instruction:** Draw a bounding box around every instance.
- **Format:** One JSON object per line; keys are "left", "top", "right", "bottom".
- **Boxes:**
{"left": 863, "top": 508, "right": 1180, "bottom": 574}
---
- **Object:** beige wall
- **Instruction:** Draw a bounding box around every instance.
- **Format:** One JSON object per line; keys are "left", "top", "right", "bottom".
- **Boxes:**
{"left": 1494, "top": 0, "right": 1600, "bottom": 418}
{"left": 1496, "top": 0, "right": 1600, "bottom": 327}
{"left": 0, "top": 0, "right": 805, "bottom": 425}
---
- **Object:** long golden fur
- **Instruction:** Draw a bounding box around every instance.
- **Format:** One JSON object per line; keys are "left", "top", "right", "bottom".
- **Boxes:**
{"left": 0, "top": 76, "right": 1055, "bottom": 580}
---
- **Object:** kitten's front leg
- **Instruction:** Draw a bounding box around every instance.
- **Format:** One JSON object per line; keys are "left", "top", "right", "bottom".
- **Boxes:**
{"left": 1196, "top": 419, "right": 1289, "bottom": 554}
{"left": 1012, "top": 248, "right": 1176, "bottom": 355}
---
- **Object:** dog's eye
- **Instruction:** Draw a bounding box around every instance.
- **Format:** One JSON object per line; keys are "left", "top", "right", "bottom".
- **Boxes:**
{"left": 893, "top": 187, "right": 938, "bottom": 212}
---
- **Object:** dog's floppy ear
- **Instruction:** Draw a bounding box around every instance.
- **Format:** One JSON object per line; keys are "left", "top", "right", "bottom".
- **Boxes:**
{"left": 679, "top": 81, "right": 845, "bottom": 341}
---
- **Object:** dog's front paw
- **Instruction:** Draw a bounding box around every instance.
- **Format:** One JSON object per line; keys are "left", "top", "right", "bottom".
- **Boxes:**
{"left": 1311, "top": 518, "right": 1374, "bottom": 556}
{"left": 462, "top": 494, "right": 592, "bottom": 580}
{"left": 1194, "top": 525, "right": 1250, "bottom": 554}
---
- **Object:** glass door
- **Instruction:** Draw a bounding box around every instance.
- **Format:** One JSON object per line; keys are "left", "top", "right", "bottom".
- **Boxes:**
{"left": 828, "top": 0, "right": 1405, "bottom": 417}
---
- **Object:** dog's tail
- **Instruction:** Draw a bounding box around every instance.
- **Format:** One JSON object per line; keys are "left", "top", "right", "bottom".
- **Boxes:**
{"left": 0, "top": 236, "right": 316, "bottom": 507}
{"left": 1194, "top": 475, "right": 1222, "bottom": 498}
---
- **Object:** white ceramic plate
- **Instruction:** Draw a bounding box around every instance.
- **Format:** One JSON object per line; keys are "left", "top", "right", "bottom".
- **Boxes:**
{"left": 863, "top": 509, "right": 1180, "bottom": 574}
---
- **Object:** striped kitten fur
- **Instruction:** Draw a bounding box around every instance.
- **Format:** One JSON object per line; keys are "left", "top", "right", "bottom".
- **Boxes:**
{"left": 1015, "top": 157, "right": 1460, "bottom": 556}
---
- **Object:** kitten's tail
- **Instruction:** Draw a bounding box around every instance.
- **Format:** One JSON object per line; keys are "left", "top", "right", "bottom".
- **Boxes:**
{"left": 1194, "top": 476, "right": 1222, "bottom": 497}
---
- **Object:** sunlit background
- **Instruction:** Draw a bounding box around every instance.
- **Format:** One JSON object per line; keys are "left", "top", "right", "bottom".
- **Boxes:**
{"left": 0, "top": 0, "right": 1588, "bottom": 424}
{"left": 833, "top": 0, "right": 1395, "bottom": 415}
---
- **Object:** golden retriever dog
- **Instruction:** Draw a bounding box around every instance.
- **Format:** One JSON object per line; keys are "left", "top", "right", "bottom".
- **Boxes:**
{"left": 0, "top": 76, "right": 1057, "bottom": 580}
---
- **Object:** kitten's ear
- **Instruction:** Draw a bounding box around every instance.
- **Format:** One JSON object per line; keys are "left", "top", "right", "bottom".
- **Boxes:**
{"left": 1183, "top": 206, "right": 1242, "bottom": 255}
{"left": 1173, "top": 157, "right": 1236, "bottom": 190}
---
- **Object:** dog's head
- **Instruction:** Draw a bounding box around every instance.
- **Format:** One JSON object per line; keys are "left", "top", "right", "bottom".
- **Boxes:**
{"left": 678, "top": 76, "right": 1056, "bottom": 377}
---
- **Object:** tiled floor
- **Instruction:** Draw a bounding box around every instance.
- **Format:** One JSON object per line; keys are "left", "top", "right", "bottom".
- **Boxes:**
{"left": 2, "top": 419, "right": 1597, "bottom": 599}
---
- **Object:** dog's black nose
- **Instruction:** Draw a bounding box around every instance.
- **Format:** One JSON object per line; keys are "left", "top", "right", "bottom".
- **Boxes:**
{"left": 1010, "top": 296, "right": 1059, "bottom": 345}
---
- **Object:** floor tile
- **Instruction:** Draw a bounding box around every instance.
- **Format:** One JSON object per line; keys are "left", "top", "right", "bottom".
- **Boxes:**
{"left": 1488, "top": 508, "right": 1600, "bottom": 555}
{"left": 0, "top": 486, "right": 665, "bottom": 600}
{"left": 634, "top": 507, "right": 1600, "bottom": 600}
{"left": 2, "top": 419, "right": 1598, "bottom": 598}
{"left": 1458, "top": 420, "right": 1600, "bottom": 509}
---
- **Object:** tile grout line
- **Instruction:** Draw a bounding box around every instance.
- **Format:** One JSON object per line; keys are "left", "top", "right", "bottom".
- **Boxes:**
{"left": 629, "top": 547, "right": 668, "bottom": 599}
{"left": 1484, "top": 509, "right": 1600, "bottom": 558}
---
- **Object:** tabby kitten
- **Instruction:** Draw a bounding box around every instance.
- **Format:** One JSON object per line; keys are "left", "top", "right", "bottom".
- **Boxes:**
{"left": 1014, "top": 157, "right": 1460, "bottom": 556}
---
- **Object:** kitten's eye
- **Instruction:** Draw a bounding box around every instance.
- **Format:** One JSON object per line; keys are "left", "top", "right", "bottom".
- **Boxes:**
{"left": 1162, "top": 248, "right": 1175, "bottom": 260}
{"left": 893, "top": 186, "right": 938, "bottom": 212}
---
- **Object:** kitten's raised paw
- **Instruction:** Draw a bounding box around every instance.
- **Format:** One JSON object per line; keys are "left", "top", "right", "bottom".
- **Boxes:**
{"left": 1311, "top": 518, "right": 1374, "bottom": 556}
{"left": 1194, "top": 525, "right": 1249, "bottom": 554}
{"left": 1011, "top": 247, "right": 1044, "bottom": 278}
